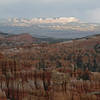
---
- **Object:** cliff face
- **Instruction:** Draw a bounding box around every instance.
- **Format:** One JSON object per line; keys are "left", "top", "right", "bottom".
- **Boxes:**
{"left": 7, "top": 33, "right": 35, "bottom": 43}
{"left": 0, "top": 89, "right": 7, "bottom": 100}
{"left": 0, "top": 33, "right": 38, "bottom": 47}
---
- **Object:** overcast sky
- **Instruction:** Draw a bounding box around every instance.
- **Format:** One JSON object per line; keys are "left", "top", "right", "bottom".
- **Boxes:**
{"left": 0, "top": 0, "right": 100, "bottom": 22}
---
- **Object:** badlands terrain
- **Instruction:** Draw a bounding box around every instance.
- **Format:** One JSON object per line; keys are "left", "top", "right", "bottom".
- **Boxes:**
{"left": 0, "top": 32, "right": 100, "bottom": 100}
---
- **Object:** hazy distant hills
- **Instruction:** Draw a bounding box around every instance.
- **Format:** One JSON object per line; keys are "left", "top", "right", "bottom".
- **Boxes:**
{"left": 0, "top": 18, "right": 100, "bottom": 39}
{"left": 0, "top": 30, "right": 100, "bottom": 47}
{"left": 0, "top": 32, "right": 71, "bottom": 45}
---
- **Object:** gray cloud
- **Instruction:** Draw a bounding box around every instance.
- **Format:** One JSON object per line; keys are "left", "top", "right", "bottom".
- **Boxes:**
{"left": 86, "top": 8, "right": 100, "bottom": 23}
{"left": 0, "top": 0, "right": 100, "bottom": 22}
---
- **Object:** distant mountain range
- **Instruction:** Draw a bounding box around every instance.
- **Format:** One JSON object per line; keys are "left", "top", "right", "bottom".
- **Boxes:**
{"left": 0, "top": 18, "right": 100, "bottom": 39}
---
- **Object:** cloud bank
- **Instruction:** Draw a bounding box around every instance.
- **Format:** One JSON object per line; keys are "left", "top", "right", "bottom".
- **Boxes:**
{"left": 7, "top": 17, "right": 79, "bottom": 26}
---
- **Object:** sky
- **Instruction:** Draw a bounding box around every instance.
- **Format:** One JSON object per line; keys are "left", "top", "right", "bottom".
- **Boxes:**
{"left": 0, "top": 0, "right": 100, "bottom": 22}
